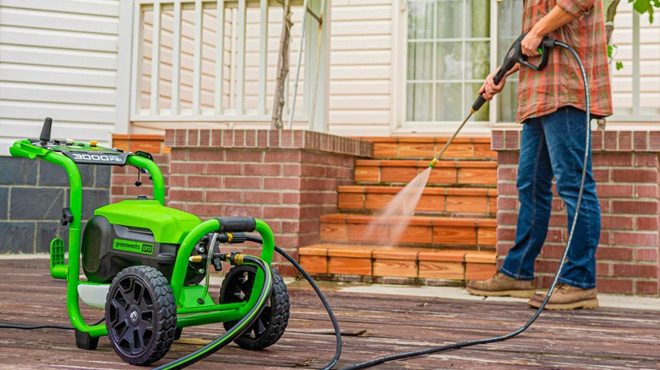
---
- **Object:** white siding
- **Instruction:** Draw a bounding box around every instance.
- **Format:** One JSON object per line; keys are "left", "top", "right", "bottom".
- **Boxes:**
{"left": 0, "top": 0, "right": 121, "bottom": 155}
{"left": 327, "top": 0, "right": 393, "bottom": 136}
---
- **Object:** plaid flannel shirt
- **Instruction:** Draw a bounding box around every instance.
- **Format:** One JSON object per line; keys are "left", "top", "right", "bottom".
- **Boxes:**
{"left": 517, "top": 0, "right": 613, "bottom": 123}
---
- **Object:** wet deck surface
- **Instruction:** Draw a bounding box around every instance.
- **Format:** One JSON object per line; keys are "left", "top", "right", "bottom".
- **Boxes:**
{"left": 1, "top": 258, "right": 659, "bottom": 370}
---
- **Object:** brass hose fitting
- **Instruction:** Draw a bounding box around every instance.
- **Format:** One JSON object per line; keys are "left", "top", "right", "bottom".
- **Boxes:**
{"left": 189, "top": 255, "right": 204, "bottom": 263}
{"left": 227, "top": 251, "right": 245, "bottom": 265}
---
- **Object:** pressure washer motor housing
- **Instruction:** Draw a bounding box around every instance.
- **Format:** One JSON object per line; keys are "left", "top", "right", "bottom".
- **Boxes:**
{"left": 81, "top": 201, "right": 206, "bottom": 285}
{"left": 10, "top": 118, "right": 290, "bottom": 366}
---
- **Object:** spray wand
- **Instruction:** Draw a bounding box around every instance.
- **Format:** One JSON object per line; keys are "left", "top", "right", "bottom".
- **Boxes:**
{"left": 429, "top": 33, "right": 553, "bottom": 169}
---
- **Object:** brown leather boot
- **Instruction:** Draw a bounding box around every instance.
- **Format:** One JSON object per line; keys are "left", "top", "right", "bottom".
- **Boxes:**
{"left": 466, "top": 272, "right": 536, "bottom": 298}
{"left": 527, "top": 283, "right": 598, "bottom": 310}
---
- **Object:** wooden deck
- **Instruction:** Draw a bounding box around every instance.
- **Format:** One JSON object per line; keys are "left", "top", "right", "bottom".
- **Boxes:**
{"left": 1, "top": 258, "right": 659, "bottom": 369}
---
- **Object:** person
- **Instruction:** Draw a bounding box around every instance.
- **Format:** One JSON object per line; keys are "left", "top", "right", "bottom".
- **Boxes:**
{"left": 466, "top": 0, "right": 612, "bottom": 310}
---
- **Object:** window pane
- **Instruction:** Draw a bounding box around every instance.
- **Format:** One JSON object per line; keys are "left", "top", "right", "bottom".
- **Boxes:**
{"left": 408, "top": 42, "right": 434, "bottom": 81}
{"left": 435, "top": 83, "right": 462, "bottom": 121}
{"left": 408, "top": 1, "right": 434, "bottom": 40}
{"left": 466, "top": 41, "right": 490, "bottom": 80}
{"left": 466, "top": 0, "right": 490, "bottom": 38}
{"left": 436, "top": 0, "right": 462, "bottom": 39}
{"left": 436, "top": 41, "right": 462, "bottom": 80}
{"left": 407, "top": 83, "right": 433, "bottom": 121}
{"left": 497, "top": 0, "right": 522, "bottom": 122}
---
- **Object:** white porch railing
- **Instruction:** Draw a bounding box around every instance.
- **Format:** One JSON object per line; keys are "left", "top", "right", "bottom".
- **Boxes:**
{"left": 128, "top": 0, "right": 329, "bottom": 130}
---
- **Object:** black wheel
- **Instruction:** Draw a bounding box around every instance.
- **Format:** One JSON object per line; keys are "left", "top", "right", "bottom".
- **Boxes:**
{"left": 106, "top": 266, "right": 177, "bottom": 365}
{"left": 220, "top": 265, "right": 289, "bottom": 350}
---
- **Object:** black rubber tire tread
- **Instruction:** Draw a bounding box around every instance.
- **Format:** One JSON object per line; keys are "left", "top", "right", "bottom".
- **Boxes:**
{"left": 220, "top": 266, "right": 289, "bottom": 350}
{"left": 106, "top": 265, "right": 177, "bottom": 365}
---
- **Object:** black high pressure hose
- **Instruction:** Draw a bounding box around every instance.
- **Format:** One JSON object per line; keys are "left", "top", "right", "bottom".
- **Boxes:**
{"left": 0, "top": 317, "right": 105, "bottom": 331}
{"left": 337, "top": 40, "right": 592, "bottom": 370}
{"left": 239, "top": 234, "right": 343, "bottom": 370}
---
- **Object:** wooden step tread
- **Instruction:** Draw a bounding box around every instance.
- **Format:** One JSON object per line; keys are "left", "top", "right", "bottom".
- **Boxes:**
{"left": 355, "top": 160, "right": 497, "bottom": 186}
{"left": 338, "top": 185, "right": 498, "bottom": 216}
{"left": 338, "top": 185, "right": 498, "bottom": 196}
{"left": 321, "top": 213, "right": 497, "bottom": 227}
{"left": 355, "top": 137, "right": 492, "bottom": 144}
{"left": 320, "top": 214, "right": 496, "bottom": 248}
{"left": 355, "top": 159, "right": 498, "bottom": 168}
{"left": 300, "top": 244, "right": 496, "bottom": 262}
{"left": 352, "top": 137, "right": 496, "bottom": 160}
{"left": 299, "top": 244, "right": 496, "bottom": 280}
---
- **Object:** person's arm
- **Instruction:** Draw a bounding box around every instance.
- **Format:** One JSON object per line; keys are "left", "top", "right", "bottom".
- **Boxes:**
{"left": 480, "top": 0, "right": 594, "bottom": 100}
{"left": 521, "top": 0, "right": 595, "bottom": 56}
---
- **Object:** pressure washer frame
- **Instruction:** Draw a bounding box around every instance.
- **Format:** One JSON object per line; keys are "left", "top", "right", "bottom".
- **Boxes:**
{"left": 9, "top": 138, "right": 275, "bottom": 339}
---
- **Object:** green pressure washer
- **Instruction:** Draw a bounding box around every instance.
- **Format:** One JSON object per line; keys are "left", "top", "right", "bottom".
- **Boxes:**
{"left": 8, "top": 119, "right": 290, "bottom": 367}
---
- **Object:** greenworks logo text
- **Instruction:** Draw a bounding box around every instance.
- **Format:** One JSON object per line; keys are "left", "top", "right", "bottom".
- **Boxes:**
{"left": 112, "top": 239, "right": 154, "bottom": 255}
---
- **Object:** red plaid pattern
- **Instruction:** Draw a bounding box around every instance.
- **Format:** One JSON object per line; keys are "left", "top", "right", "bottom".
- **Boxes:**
{"left": 517, "top": 0, "right": 613, "bottom": 122}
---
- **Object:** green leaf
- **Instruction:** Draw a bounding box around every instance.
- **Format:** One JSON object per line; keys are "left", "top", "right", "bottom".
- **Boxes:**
{"left": 607, "top": 44, "right": 613, "bottom": 58}
{"left": 616, "top": 61, "right": 624, "bottom": 71}
{"left": 631, "top": 0, "right": 656, "bottom": 23}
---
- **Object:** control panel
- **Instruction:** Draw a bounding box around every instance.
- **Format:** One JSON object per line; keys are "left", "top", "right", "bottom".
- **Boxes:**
{"left": 30, "top": 138, "right": 128, "bottom": 166}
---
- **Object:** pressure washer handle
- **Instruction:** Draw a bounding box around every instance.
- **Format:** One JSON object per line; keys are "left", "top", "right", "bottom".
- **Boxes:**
{"left": 471, "top": 34, "right": 555, "bottom": 112}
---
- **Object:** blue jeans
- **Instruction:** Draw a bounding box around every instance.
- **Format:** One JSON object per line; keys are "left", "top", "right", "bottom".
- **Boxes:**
{"left": 501, "top": 106, "right": 601, "bottom": 289}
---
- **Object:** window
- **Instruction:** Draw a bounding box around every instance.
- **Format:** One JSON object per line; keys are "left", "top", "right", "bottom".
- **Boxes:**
{"left": 403, "top": 0, "right": 660, "bottom": 128}
{"left": 406, "top": 0, "right": 492, "bottom": 124}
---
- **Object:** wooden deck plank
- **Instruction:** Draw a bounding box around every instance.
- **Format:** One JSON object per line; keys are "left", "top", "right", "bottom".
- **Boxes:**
{"left": 0, "top": 259, "right": 659, "bottom": 369}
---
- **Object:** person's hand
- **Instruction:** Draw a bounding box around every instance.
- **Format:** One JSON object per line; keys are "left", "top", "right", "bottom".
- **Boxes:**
{"left": 521, "top": 31, "right": 543, "bottom": 57}
{"left": 478, "top": 68, "right": 506, "bottom": 101}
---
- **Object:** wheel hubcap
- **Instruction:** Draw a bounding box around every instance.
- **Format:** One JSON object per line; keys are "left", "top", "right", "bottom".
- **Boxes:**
{"left": 224, "top": 269, "right": 271, "bottom": 340}
{"left": 108, "top": 276, "right": 155, "bottom": 356}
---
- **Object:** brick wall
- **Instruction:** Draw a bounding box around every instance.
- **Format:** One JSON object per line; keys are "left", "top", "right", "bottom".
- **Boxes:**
{"left": 110, "top": 134, "right": 170, "bottom": 204}
{"left": 493, "top": 130, "right": 660, "bottom": 295}
{"left": 164, "top": 129, "right": 372, "bottom": 276}
{"left": 0, "top": 157, "right": 110, "bottom": 253}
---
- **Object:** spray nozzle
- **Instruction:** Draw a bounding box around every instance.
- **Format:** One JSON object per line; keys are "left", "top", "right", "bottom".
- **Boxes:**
{"left": 429, "top": 158, "right": 438, "bottom": 168}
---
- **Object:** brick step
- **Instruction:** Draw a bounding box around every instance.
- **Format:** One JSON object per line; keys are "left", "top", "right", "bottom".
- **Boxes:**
{"left": 320, "top": 213, "right": 496, "bottom": 249}
{"left": 338, "top": 185, "right": 498, "bottom": 217}
{"left": 356, "top": 137, "right": 497, "bottom": 160}
{"left": 355, "top": 159, "right": 497, "bottom": 186}
{"left": 299, "top": 244, "right": 496, "bottom": 281}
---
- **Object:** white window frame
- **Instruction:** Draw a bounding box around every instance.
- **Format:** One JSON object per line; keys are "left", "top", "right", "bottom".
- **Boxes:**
{"left": 393, "top": 0, "right": 502, "bottom": 135}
